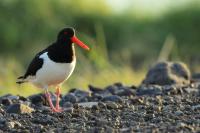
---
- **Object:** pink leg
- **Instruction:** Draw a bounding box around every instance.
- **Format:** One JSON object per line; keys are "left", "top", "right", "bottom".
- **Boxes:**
{"left": 45, "top": 91, "right": 59, "bottom": 112}
{"left": 55, "top": 87, "right": 63, "bottom": 111}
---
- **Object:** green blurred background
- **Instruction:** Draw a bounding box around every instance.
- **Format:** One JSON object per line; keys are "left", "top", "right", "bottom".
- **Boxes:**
{"left": 0, "top": 0, "right": 200, "bottom": 96}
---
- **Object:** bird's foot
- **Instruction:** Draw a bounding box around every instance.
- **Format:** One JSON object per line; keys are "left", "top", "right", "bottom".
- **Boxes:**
{"left": 55, "top": 86, "right": 63, "bottom": 112}
{"left": 55, "top": 108, "right": 63, "bottom": 112}
{"left": 52, "top": 108, "right": 63, "bottom": 112}
{"left": 45, "top": 91, "right": 63, "bottom": 112}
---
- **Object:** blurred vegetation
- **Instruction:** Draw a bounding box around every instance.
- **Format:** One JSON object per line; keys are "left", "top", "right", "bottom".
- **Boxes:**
{"left": 0, "top": 0, "right": 200, "bottom": 96}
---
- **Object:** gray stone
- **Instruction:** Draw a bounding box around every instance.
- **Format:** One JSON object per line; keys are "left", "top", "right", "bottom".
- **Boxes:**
{"left": 106, "top": 102, "right": 119, "bottom": 109}
{"left": 6, "top": 103, "right": 34, "bottom": 114}
{"left": 73, "top": 89, "right": 90, "bottom": 98}
{"left": 88, "top": 85, "right": 103, "bottom": 93}
{"left": 1, "top": 98, "right": 13, "bottom": 106}
{"left": 78, "top": 102, "right": 98, "bottom": 108}
{"left": 142, "top": 62, "right": 191, "bottom": 85}
{"left": 28, "top": 94, "right": 46, "bottom": 105}
{"left": 175, "top": 110, "right": 184, "bottom": 116}
{"left": 62, "top": 102, "right": 73, "bottom": 108}
{"left": 192, "top": 104, "right": 200, "bottom": 111}
{"left": 101, "top": 95, "right": 123, "bottom": 103}
{"left": 114, "top": 87, "right": 135, "bottom": 96}
{"left": 136, "top": 85, "right": 162, "bottom": 95}
{"left": 192, "top": 73, "right": 200, "bottom": 82}
{"left": 62, "top": 93, "right": 77, "bottom": 103}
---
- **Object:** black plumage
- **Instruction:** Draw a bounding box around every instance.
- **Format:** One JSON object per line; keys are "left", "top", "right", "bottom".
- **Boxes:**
{"left": 17, "top": 28, "right": 75, "bottom": 83}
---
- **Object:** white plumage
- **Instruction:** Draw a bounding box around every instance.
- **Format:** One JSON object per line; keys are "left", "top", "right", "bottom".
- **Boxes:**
{"left": 29, "top": 52, "right": 76, "bottom": 88}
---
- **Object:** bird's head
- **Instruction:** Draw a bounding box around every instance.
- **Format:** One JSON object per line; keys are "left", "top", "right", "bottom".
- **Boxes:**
{"left": 57, "top": 27, "right": 90, "bottom": 50}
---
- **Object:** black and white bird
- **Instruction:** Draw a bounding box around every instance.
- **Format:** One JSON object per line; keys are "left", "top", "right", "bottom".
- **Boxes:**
{"left": 17, "top": 27, "right": 90, "bottom": 112}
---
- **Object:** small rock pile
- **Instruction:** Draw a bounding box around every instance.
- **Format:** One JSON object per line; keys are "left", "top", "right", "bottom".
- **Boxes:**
{"left": 0, "top": 61, "right": 199, "bottom": 132}
{"left": 142, "top": 62, "right": 191, "bottom": 85}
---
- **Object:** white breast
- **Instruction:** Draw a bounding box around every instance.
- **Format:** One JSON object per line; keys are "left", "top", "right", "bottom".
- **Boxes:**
{"left": 32, "top": 52, "right": 76, "bottom": 88}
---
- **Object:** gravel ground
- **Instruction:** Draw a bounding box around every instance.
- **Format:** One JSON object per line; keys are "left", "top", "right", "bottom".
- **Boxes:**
{"left": 0, "top": 62, "right": 200, "bottom": 133}
{"left": 0, "top": 82, "right": 200, "bottom": 133}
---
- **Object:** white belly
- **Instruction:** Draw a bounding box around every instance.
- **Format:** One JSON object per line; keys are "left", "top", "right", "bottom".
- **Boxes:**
{"left": 31, "top": 52, "right": 76, "bottom": 88}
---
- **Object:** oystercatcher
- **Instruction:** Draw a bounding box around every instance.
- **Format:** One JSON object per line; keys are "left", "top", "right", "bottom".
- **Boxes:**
{"left": 17, "top": 27, "right": 90, "bottom": 112}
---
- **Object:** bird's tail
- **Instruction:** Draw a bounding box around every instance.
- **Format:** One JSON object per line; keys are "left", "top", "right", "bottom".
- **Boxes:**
{"left": 16, "top": 76, "right": 27, "bottom": 84}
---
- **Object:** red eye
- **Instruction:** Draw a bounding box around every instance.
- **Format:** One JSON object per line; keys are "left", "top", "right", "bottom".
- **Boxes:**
{"left": 64, "top": 32, "right": 67, "bottom": 35}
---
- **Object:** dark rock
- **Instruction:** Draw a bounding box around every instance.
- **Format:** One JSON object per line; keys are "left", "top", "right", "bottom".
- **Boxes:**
{"left": 136, "top": 85, "right": 162, "bottom": 96}
{"left": 1, "top": 98, "right": 13, "bottom": 106}
{"left": 28, "top": 94, "right": 46, "bottom": 105}
{"left": 62, "top": 93, "right": 77, "bottom": 103}
{"left": 92, "top": 90, "right": 112, "bottom": 100}
{"left": 72, "top": 89, "right": 90, "bottom": 102}
{"left": 130, "top": 85, "right": 137, "bottom": 89}
{"left": 0, "top": 94, "right": 19, "bottom": 101}
{"left": 101, "top": 95, "right": 123, "bottom": 103}
{"left": 192, "top": 73, "right": 200, "bottom": 82}
{"left": 68, "top": 88, "right": 77, "bottom": 93}
{"left": 62, "top": 102, "right": 73, "bottom": 108}
{"left": 78, "top": 102, "right": 98, "bottom": 108}
{"left": 115, "top": 87, "right": 135, "bottom": 96}
{"left": 113, "top": 82, "right": 123, "bottom": 87}
{"left": 32, "top": 115, "right": 58, "bottom": 125}
{"left": 73, "top": 103, "right": 79, "bottom": 109}
{"left": 64, "top": 107, "right": 74, "bottom": 114}
{"left": 104, "top": 125, "right": 115, "bottom": 132}
{"left": 88, "top": 85, "right": 103, "bottom": 93}
{"left": 18, "top": 95, "right": 28, "bottom": 101}
{"left": 142, "top": 62, "right": 191, "bottom": 85}
{"left": 78, "top": 96, "right": 89, "bottom": 103}
{"left": 0, "top": 118, "right": 6, "bottom": 124}
{"left": 95, "top": 118, "right": 108, "bottom": 127}
{"left": 106, "top": 102, "right": 119, "bottom": 109}
{"left": 163, "top": 85, "right": 178, "bottom": 95}
{"left": 72, "top": 89, "right": 90, "bottom": 98}
{"left": 6, "top": 103, "right": 34, "bottom": 114}
{"left": 105, "top": 85, "right": 118, "bottom": 94}
{"left": 192, "top": 104, "right": 200, "bottom": 111}
{"left": 105, "top": 84, "right": 135, "bottom": 96}
{"left": 175, "top": 110, "right": 184, "bottom": 116}
{"left": 91, "top": 104, "right": 99, "bottom": 110}
{"left": 98, "top": 102, "right": 107, "bottom": 109}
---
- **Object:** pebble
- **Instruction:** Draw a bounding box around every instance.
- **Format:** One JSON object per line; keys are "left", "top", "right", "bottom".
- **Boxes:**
{"left": 62, "top": 93, "right": 77, "bottom": 103}
{"left": 96, "top": 118, "right": 108, "bottom": 127}
{"left": 175, "top": 110, "right": 184, "bottom": 116}
{"left": 88, "top": 85, "right": 103, "bottom": 93}
{"left": 192, "top": 104, "right": 200, "bottom": 111}
{"left": 6, "top": 103, "right": 34, "bottom": 114}
{"left": 101, "top": 95, "right": 123, "bottom": 103}
{"left": 78, "top": 102, "right": 98, "bottom": 108}
{"left": 98, "top": 102, "right": 107, "bottom": 109}
{"left": 62, "top": 102, "right": 73, "bottom": 108}
{"left": 106, "top": 102, "right": 119, "bottom": 109}
{"left": 73, "top": 89, "right": 90, "bottom": 98}
{"left": 114, "top": 87, "right": 135, "bottom": 96}
{"left": 1, "top": 98, "right": 13, "bottom": 106}
{"left": 136, "top": 85, "right": 162, "bottom": 96}
{"left": 28, "top": 94, "right": 46, "bottom": 105}
{"left": 6, "top": 121, "right": 15, "bottom": 129}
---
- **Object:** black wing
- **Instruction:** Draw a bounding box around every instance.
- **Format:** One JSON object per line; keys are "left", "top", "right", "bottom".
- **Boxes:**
{"left": 17, "top": 43, "right": 55, "bottom": 80}
{"left": 23, "top": 55, "right": 44, "bottom": 78}
{"left": 21, "top": 50, "right": 45, "bottom": 79}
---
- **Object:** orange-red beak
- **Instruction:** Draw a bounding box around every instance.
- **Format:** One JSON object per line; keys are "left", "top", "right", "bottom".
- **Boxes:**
{"left": 71, "top": 36, "right": 90, "bottom": 50}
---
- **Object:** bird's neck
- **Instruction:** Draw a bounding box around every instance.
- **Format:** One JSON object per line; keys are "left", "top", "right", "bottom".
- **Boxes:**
{"left": 47, "top": 39, "right": 75, "bottom": 63}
